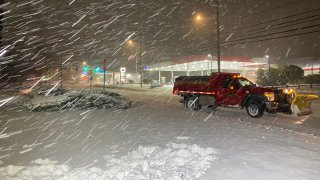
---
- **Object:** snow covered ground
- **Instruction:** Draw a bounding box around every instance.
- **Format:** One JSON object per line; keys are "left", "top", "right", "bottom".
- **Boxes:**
{"left": 1, "top": 143, "right": 217, "bottom": 180}
{"left": 0, "top": 86, "right": 320, "bottom": 179}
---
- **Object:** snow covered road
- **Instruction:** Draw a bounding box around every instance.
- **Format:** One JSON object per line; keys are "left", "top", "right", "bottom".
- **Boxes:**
{"left": 0, "top": 87, "right": 320, "bottom": 179}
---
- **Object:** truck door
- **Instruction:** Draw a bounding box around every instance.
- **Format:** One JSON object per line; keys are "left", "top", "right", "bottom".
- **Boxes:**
{"left": 229, "top": 79, "right": 247, "bottom": 105}
{"left": 217, "top": 77, "right": 243, "bottom": 106}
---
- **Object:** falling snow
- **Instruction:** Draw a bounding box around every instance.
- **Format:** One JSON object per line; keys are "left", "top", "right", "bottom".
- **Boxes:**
{"left": 0, "top": 0, "right": 320, "bottom": 179}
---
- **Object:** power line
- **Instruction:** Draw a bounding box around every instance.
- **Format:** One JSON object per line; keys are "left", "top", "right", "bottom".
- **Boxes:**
{"left": 222, "top": 28, "right": 320, "bottom": 47}
{"left": 244, "top": 7, "right": 320, "bottom": 28}
{"left": 241, "top": 13, "right": 320, "bottom": 36}
{"left": 224, "top": 23, "right": 320, "bottom": 44}
{"left": 240, "top": 0, "right": 302, "bottom": 21}
{"left": 228, "top": 6, "right": 320, "bottom": 37}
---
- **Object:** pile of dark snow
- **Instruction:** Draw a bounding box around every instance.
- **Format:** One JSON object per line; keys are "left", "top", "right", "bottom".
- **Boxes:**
{"left": 24, "top": 90, "right": 131, "bottom": 111}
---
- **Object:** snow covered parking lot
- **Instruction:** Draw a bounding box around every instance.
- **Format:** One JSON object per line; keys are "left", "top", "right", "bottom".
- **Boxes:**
{"left": 0, "top": 87, "right": 320, "bottom": 180}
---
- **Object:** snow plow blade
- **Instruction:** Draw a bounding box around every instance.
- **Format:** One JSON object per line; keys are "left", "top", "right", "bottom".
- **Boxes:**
{"left": 291, "top": 92, "right": 319, "bottom": 116}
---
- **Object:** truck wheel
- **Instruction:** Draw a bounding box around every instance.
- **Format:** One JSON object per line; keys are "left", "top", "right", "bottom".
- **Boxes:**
{"left": 185, "top": 98, "right": 201, "bottom": 111}
{"left": 246, "top": 99, "right": 265, "bottom": 118}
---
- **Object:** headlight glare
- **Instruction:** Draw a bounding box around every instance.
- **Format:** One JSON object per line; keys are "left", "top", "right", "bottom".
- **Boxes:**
{"left": 264, "top": 92, "right": 275, "bottom": 101}
{"left": 283, "top": 89, "right": 289, "bottom": 94}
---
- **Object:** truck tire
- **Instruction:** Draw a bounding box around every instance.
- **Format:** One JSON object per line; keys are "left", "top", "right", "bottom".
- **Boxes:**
{"left": 246, "top": 98, "right": 265, "bottom": 118}
{"left": 185, "top": 98, "right": 201, "bottom": 111}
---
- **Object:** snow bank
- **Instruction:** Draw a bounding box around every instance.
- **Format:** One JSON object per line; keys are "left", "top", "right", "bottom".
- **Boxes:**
{"left": 0, "top": 143, "right": 217, "bottom": 180}
{"left": 23, "top": 90, "right": 132, "bottom": 111}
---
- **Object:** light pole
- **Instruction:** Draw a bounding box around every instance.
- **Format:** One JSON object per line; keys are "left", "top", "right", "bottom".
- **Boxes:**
{"left": 135, "top": 55, "right": 138, "bottom": 77}
{"left": 127, "top": 38, "right": 142, "bottom": 87}
{"left": 136, "top": 0, "right": 143, "bottom": 88}
{"left": 208, "top": 54, "right": 213, "bottom": 74}
{"left": 195, "top": 2, "right": 220, "bottom": 73}
{"left": 103, "top": 58, "right": 106, "bottom": 90}
{"left": 139, "top": 28, "right": 142, "bottom": 87}
{"left": 60, "top": 58, "right": 63, "bottom": 94}
{"left": 216, "top": 0, "right": 221, "bottom": 73}
{"left": 311, "top": 63, "right": 314, "bottom": 88}
{"left": 266, "top": 55, "right": 270, "bottom": 84}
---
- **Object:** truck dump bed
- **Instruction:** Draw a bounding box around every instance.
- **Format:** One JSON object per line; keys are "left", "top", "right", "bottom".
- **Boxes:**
{"left": 174, "top": 76, "right": 211, "bottom": 94}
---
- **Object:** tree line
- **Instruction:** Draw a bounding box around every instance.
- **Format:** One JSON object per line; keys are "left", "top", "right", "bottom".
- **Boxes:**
{"left": 256, "top": 65, "right": 320, "bottom": 86}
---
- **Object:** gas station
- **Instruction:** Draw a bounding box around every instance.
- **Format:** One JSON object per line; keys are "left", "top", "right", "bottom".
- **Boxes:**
{"left": 145, "top": 54, "right": 269, "bottom": 85}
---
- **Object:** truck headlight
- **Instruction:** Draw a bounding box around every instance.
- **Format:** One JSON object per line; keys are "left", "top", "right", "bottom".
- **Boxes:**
{"left": 264, "top": 92, "right": 275, "bottom": 101}
{"left": 283, "top": 88, "right": 295, "bottom": 94}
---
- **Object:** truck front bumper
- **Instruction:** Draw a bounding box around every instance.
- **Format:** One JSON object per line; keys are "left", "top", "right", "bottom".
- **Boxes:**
{"left": 266, "top": 101, "right": 291, "bottom": 113}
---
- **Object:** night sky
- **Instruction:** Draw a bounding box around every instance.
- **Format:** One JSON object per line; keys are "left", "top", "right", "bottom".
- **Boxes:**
{"left": 1, "top": 0, "right": 320, "bottom": 76}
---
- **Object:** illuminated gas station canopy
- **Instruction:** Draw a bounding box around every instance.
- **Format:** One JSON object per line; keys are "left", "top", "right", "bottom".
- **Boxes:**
{"left": 145, "top": 55, "right": 268, "bottom": 72}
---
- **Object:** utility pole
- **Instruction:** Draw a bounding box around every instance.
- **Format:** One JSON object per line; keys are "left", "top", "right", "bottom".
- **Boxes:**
{"left": 136, "top": 56, "right": 138, "bottom": 82}
{"left": 89, "top": 69, "right": 93, "bottom": 91}
{"left": 216, "top": 0, "right": 221, "bottom": 73}
{"left": 139, "top": 24, "right": 142, "bottom": 87}
{"left": 136, "top": 0, "right": 143, "bottom": 88}
{"left": 112, "top": 72, "right": 115, "bottom": 85}
{"left": 60, "top": 59, "right": 63, "bottom": 94}
{"left": 311, "top": 63, "right": 313, "bottom": 88}
{"left": 103, "top": 58, "right": 106, "bottom": 90}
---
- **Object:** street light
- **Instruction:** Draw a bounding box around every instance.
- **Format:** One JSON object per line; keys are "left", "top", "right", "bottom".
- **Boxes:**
{"left": 127, "top": 39, "right": 140, "bottom": 86}
{"left": 196, "top": 14, "right": 202, "bottom": 21}
{"left": 127, "top": 33, "right": 142, "bottom": 87}
{"left": 194, "top": 13, "right": 206, "bottom": 26}
{"left": 194, "top": 1, "right": 221, "bottom": 73}
{"left": 128, "top": 40, "right": 134, "bottom": 46}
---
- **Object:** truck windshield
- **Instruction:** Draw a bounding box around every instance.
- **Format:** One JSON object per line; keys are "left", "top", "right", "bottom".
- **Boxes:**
{"left": 237, "top": 78, "right": 255, "bottom": 87}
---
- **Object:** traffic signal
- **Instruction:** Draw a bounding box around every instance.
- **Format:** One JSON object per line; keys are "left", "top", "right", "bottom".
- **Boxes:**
{"left": 94, "top": 67, "right": 101, "bottom": 73}
{"left": 83, "top": 66, "right": 89, "bottom": 72}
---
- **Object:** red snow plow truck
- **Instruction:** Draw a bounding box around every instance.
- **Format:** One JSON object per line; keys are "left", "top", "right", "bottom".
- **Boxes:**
{"left": 173, "top": 73, "right": 317, "bottom": 118}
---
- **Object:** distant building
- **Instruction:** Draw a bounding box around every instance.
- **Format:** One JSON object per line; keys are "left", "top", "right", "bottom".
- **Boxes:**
{"left": 303, "top": 66, "right": 320, "bottom": 76}
{"left": 145, "top": 54, "right": 269, "bottom": 84}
